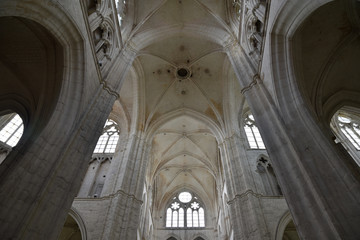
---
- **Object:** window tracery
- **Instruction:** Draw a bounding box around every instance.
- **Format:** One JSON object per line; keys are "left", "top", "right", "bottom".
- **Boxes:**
{"left": 335, "top": 114, "right": 360, "bottom": 150}
{"left": 166, "top": 191, "right": 205, "bottom": 228}
{"left": 244, "top": 114, "right": 265, "bottom": 149}
{"left": 93, "top": 119, "right": 120, "bottom": 154}
{"left": 331, "top": 110, "right": 360, "bottom": 165}
{"left": 232, "top": 0, "right": 242, "bottom": 20}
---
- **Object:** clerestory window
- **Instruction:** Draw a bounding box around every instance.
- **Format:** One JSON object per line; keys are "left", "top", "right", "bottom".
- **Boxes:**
{"left": 331, "top": 109, "right": 360, "bottom": 165}
{"left": 116, "top": 0, "right": 127, "bottom": 26}
{"left": 0, "top": 113, "right": 24, "bottom": 147}
{"left": 93, "top": 119, "right": 120, "bottom": 154}
{"left": 244, "top": 114, "right": 265, "bottom": 149}
{"left": 166, "top": 191, "right": 205, "bottom": 228}
{"left": 335, "top": 114, "right": 360, "bottom": 150}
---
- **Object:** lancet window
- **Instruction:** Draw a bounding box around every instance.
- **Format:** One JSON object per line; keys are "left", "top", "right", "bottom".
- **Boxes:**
{"left": 166, "top": 191, "right": 205, "bottom": 228}
{"left": 93, "top": 119, "right": 120, "bottom": 154}
{"left": 244, "top": 114, "right": 265, "bottom": 149}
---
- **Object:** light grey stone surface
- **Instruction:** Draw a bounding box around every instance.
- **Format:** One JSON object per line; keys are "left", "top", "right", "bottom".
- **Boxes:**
{"left": 0, "top": 0, "right": 359, "bottom": 239}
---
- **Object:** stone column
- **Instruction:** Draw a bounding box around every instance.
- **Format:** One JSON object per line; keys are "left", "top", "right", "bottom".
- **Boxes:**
{"left": 227, "top": 43, "right": 360, "bottom": 239}
{"left": 100, "top": 131, "right": 129, "bottom": 197}
{"left": 100, "top": 133, "right": 151, "bottom": 239}
{"left": 0, "top": 45, "right": 136, "bottom": 239}
{"left": 219, "top": 134, "right": 270, "bottom": 240}
{"left": 0, "top": 87, "right": 117, "bottom": 240}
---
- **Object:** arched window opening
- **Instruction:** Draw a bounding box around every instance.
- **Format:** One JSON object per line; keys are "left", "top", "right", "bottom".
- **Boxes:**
{"left": 282, "top": 220, "right": 300, "bottom": 240}
{"left": 58, "top": 213, "right": 83, "bottom": 240}
{"left": 331, "top": 110, "right": 360, "bottom": 165}
{"left": 257, "top": 157, "right": 282, "bottom": 196}
{"left": 244, "top": 114, "right": 265, "bottom": 149}
{"left": 333, "top": 113, "right": 360, "bottom": 149}
{"left": 0, "top": 113, "right": 24, "bottom": 148}
{"left": 194, "top": 237, "right": 205, "bottom": 240}
{"left": 167, "top": 237, "right": 177, "bottom": 240}
{"left": 165, "top": 191, "right": 205, "bottom": 228}
{"left": 93, "top": 119, "right": 120, "bottom": 154}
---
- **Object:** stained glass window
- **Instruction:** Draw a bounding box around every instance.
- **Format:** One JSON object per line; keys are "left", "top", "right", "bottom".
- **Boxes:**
{"left": 165, "top": 191, "right": 205, "bottom": 228}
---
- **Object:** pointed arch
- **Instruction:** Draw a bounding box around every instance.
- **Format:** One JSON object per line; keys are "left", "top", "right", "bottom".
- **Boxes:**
{"left": 145, "top": 108, "right": 225, "bottom": 143}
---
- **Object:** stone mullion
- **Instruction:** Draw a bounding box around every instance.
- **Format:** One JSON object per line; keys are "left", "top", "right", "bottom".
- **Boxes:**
{"left": 346, "top": 123, "right": 360, "bottom": 147}
{"left": 228, "top": 44, "right": 360, "bottom": 239}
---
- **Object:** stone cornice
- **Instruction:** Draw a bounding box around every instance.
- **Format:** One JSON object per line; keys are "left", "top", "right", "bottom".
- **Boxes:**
{"left": 74, "top": 189, "right": 143, "bottom": 204}
{"left": 227, "top": 189, "right": 284, "bottom": 205}
{"left": 240, "top": 73, "right": 261, "bottom": 94}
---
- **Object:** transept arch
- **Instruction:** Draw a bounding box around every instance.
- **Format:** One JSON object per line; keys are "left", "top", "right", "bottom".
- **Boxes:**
{"left": 0, "top": 15, "right": 65, "bottom": 166}
{"left": 145, "top": 108, "right": 224, "bottom": 142}
{"left": 266, "top": 0, "right": 360, "bottom": 238}
{"left": 128, "top": 12, "right": 233, "bottom": 51}
{"left": 0, "top": 0, "right": 86, "bottom": 168}
{"left": 0, "top": 1, "right": 92, "bottom": 239}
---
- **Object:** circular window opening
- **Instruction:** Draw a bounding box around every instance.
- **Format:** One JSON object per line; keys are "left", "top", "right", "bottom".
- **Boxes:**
{"left": 177, "top": 68, "right": 189, "bottom": 78}
{"left": 178, "top": 192, "right": 192, "bottom": 203}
